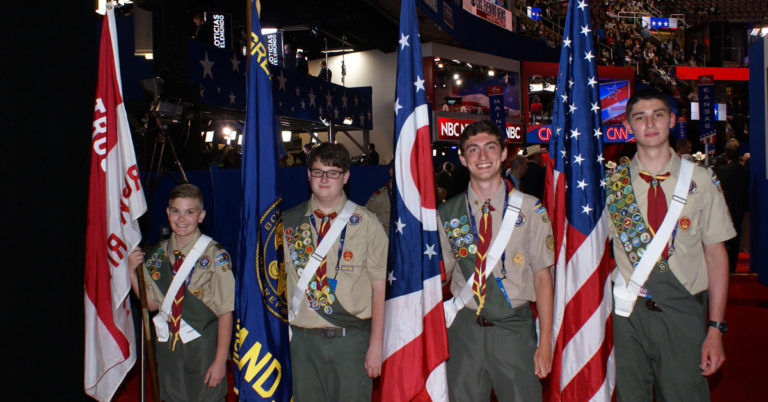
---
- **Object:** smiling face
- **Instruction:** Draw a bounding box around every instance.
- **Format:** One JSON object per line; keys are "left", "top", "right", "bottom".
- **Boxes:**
{"left": 459, "top": 131, "right": 508, "bottom": 184}
{"left": 624, "top": 98, "right": 676, "bottom": 150}
{"left": 308, "top": 160, "right": 349, "bottom": 207}
{"left": 166, "top": 197, "right": 206, "bottom": 246}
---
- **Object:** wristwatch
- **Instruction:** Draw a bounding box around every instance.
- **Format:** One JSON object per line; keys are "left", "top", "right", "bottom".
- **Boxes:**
{"left": 707, "top": 320, "right": 728, "bottom": 334}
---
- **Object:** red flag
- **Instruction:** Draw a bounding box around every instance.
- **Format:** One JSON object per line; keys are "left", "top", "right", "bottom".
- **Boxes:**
{"left": 84, "top": 5, "right": 146, "bottom": 401}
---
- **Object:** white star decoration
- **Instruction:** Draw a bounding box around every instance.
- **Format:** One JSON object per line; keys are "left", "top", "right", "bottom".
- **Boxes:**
{"left": 600, "top": 179, "right": 607, "bottom": 188}
{"left": 308, "top": 89, "right": 316, "bottom": 107}
{"left": 569, "top": 103, "right": 578, "bottom": 113}
{"left": 230, "top": 55, "right": 240, "bottom": 72}
{"left": 341, "top": 94, "right": 348, "bottom": 108}
{"left": 388, "top": 271, "right": 397, "bottom": 285}
{"left": 591, "top": 102, "right": 601, "bottom": 113}
{"left": 581, "top": 204, "right": 593, "bottom": 214}
{"left": 414, "top": 76, "right": 425, "bottom": 92}
{"left": 424, "top": 244, "right": 437, "bottom": 260}
{"left": 561, "top": 94, "right": 568, "bottom": 103}
{"left": 394, "top": 98, "right": 403, "bottom": 115}
{"left": 587, "top": 76, "right": 597, "bottom": 87}
{"left": 577, "top": 0, "right": 588, "bottom": 10}
{"left": 276, "top": 71, "right": 287, "bottom": 92}
{"left": 228, "top": 91, "right": 236, "bottom": 105}
{"left": 580, "top": 25, "right": 591, "bottom": 36}
{"left": 574, "top": 154, "right": 585, "bottom": 165}
{"left": 597, "top": 154, "right": 605, "bottom": 164}
{"left": 593, "top": 128, "right": 603, "bottom": 137}
{"left": 563, "top": 37, "right": 572, "bottom": 47}
{"left": 325, "top": 92, "right": 333, "bottom": 107}
{"left": 395, "top": 217, "right": 406, "bottom": 234}
{"left": 584, "top": 50, "right": 595, "bottom": 62}
{"left": 577, "top": 179, "right": 588, "bottom": 190}
{"left": 200, "top": 52, "right": 215, "bottom": 79}
{"left": 399, "top": 33, "right": 410, "bottom": 50}
{"left": 570, "top": 128, "right": 581, "bottom": 139}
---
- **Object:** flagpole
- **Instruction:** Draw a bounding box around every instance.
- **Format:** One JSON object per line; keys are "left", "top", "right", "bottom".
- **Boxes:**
{"left": 136, "top": 263, "right": 162, "bottom": 402}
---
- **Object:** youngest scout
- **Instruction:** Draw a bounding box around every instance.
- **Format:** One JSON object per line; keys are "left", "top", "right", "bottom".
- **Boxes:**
{"left": 129, "top": 183, "right": 234, "bottom": 402}
{"left": 284, "top": 143, "right": 388, "bottom": 401}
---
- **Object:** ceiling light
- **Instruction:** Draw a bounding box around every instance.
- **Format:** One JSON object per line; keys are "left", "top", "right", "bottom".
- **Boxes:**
{"left": 343, "top": 116, "right": 353, "bottom": 125}
{"left": 488, "top": 70, "right": 495, "bottom": 77}
{"left": 261, "top": 28, "right": 278, "bottom": 35}
{"left": 321, "top": 48, "right": 355, "bottom": 54}
{"left": 455, "top": 79, "right": 462, "bottom": 86}
{"left": 282, "top": 130, "right": 292, "bottom": 142}
{"left": 453, "top": 73, "right": 459, "bottom": 80}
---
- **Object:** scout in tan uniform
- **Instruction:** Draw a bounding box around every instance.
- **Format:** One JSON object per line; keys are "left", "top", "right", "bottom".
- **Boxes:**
{"left": 364, "top": 162, "right": 393, "bottom": 234}
{"left": 284, "top": 143, "right": 387, "bottom": 401}
{"left": 128, "top": 184, "right": 234, "bottom": 402}
{"left": 437, "top": 120, "right": 554, "bottom": 401}
{"left": 608, "top": 88, "right": 734, "bottom": 401}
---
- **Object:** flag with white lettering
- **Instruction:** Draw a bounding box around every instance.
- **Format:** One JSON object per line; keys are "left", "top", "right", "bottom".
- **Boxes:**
{"left": 84, "top": 5, "right": 147, "bottom": 401}
{"left": 380, "top": 1, "right": 449, "bottom": 400}
{"left": 544, "top": 1, "right": 615, "bottom": 401}
{"left": 232, "top": 1, "right": 291, "bottom": 401}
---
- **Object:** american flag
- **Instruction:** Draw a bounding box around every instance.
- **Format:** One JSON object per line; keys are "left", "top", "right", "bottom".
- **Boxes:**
{"left": 380, "top": 0, "right": 449, "bottom": 400}
{"left": 544, "top": 1, "right": 615, "bottom": 401}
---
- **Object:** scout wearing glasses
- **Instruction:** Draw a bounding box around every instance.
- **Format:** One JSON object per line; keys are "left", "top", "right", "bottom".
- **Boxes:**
{"left": 128, "top": 184, "right": 234, "bottom": 402}
{"left": 437, "top": 120, "right": 554, "bottom": 401}
{"left": 606, "top": 88, "right": 735, "bottom": 401}
{"left": 283, "top": 142, "right": 388, "bottom": 401}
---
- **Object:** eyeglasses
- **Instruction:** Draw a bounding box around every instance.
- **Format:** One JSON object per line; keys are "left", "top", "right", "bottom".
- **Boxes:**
{"left": 309, "top": 168, "right": 345, "bottom": 179}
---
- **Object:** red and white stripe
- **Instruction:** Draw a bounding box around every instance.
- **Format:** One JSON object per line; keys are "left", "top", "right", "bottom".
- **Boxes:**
{"left": 84, "top": 6, "right": 146, "bottom": 401}
{"left": 545, "top": 165, "right": 615, "bottom": 402}
{"left": 382, "top": 275, "right": 448, "bottom": 401}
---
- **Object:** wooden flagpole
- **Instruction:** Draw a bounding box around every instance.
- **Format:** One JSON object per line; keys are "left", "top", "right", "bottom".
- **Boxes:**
{"left": 136, "top": 262, "right": 162, "bottom": 402}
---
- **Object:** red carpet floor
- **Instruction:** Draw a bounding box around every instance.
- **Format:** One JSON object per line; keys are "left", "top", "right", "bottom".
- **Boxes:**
{"left": 116, "top": 253, "right": 767, "bottom": 401}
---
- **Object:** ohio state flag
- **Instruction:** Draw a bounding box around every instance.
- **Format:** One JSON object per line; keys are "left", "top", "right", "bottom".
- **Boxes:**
{"left": 84, "top": 5, "right": 147, "bottom": 401}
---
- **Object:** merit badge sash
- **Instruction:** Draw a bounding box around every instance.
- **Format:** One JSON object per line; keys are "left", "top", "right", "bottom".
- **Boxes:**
{"left": 152, "top": 234, "right": 212, "bottom": 343}
{"left": 608, "top": 157, "right": 694, "bottom": 317}
{"left": 443, "top": 189, "right": 524, "bottom": 327}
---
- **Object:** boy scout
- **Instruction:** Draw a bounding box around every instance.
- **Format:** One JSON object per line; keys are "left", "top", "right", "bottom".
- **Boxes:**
{"left": 607, "top": 88, "right": 734, "bottom": 401}
{"left": 128, "top": 184, "right": 234, "bottom": 402}
{"left": 284, "top": 142, "right": 388, "bottom": 401}
{"left": 438, "top": 120, "right": 554, "bottom": 401}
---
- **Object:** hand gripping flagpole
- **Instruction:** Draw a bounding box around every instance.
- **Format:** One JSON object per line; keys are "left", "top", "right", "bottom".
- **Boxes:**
{"left": 136, "top": 262, "right": 162, "bottom": 402}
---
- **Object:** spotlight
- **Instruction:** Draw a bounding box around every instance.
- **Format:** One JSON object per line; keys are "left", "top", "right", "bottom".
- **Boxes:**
{"left": 455, "top": 79, "right": 462, "bottom": 86}
{"left": 204, "top": 131, "right": 214, "bottom": 143}
{"left": 343, "top": 116, "right": 353, "bottom": 125}
{"left": 282, "top": 130, "right": 292, "bottom": 142}
{"left": 453, "top": 73, "right": 459, "bottom": 80}
{"left": 488, "top": 70, "right": 495, "bottom": 77}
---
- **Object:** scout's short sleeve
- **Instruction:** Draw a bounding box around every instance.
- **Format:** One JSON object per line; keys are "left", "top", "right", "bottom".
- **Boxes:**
{"left": 699, "top": 169, "right": 737, "bottom": 245}
{"left": 365, "top": 210, "right": 388, "bottom": 282}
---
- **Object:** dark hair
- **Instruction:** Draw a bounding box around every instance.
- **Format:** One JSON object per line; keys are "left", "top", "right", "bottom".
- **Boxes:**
{"left": 307, "top": 142, "right": 350, "bottom": 171}
{"left": 459, "top": 120, "right": 504, "bottom": 152}
{"left": 169, "top": 183, "right": 204, "bottom": 207}
{"left": 626, "top": 88, "right": 671, "bottom": 116}
{"left": 368, "top": 142, "right": 375, "bottom": 150}
{"left": 725, "top": 139, "right": 739, "bottom": 161}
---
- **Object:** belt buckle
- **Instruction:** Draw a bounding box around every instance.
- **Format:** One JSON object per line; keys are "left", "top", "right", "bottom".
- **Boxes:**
{"left": 323, "top": 328, "right": 337, "bottom": 338}
{"left": 645, "top": 299, "right": 663, "bottom": 312}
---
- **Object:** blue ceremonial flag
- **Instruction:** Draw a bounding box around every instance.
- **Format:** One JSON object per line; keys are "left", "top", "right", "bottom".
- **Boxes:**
{"left": 232, "top": 2, "right": 291, "bottom": 401}
{"left": 544, "top": 1, "right": 614, "bottom": 401}
{"left": 380, "top": 1, "right": 449, "bottom": 400}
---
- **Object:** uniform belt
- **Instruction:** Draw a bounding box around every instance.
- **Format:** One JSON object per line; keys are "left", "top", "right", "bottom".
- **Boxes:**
{"left": 645, "top": 299, "right": 663, "bottom": 312}
{"left": 295, "top": 326, "right": 346, "bottom": 338}
{"left": 475, "top": 316, "right": 495, "bottom": 327}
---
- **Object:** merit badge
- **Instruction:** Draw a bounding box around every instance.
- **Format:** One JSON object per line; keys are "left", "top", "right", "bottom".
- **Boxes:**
{"left": 453, "top": 228, "right": 462, "bottom": 238}
{"left": 546, "top": 235, "right": 554, "bottom": 251}
{"left": 637, "top": 248, "right": 645, "bottom": 258}
{"left": 290, "top": 252, "right": 298, "bottom": 260}
{"left": 623, "top": 242, "right": 632, "bottom": 252}
{"left": 343, "top": 251, "right": 353, "bottom": 261}
{"left": 459, "top": 215, "right": 468, "bottom": 224}
{"left": 456, "top": 238, "right": 465, "bottom": 247}
{"left": 305, "top": 245, "right": 314, "bottom": 254}
{"left": 295, "top": 241, "right": 303, "bottom": 249}
{"left": 612, "top": 212, "right": 620, "bottom": 222}
{"left": 617, "top": 198, "right": 626, "bottom": 208}
{"left": 297, "top": 249, "right": 305, "bottom": 257}
{"left": 468, "top": 244, "right": 478, "bottom": 254}
{"left": 615, "top": 223, "right": 624, "bottom": 233}
{"left": 450, "top": 218, "right": 460, "bottom": 228}
{"left": 620, "top": 208, "right": 629, "bottom": 217}
{"left": 152, "top": 272, "right": 160, "bottom": 280}
{"left": 461, "top": 225, "right": 470, "bottom": 234}
{"left": 454, "top": 251, "right": 461, "bottom": 260}
{"left": 622, "top": 177, "right": 630, "bottom": 185}
{"left": 349, "top": 213, "right": 361, "bottom": 225}
{"left": 302, "top": 230, "right": 311, "bottom": 238}
{"left": 300, "top": 223, "right": 310, "bottom": 231}
{"left": 215, "top": 252, "right": 231, "bottom": 266}
{"left": 285, "top": 227, "right": 293, "bottom": 235}
{"left": 627, "top": 227, "right": 637, "bottom": 237}
{"left": 607, "top": 194, "right": 615, "bottom": 204}
{"left": 303, "top": 238, "right": 311, "bottom": 246}
{"left": 657, "top": 261, "right": 668, "bottom": 272}
{"left": 444, "top": 221, "right": 450, "bottom": 231}
{"left": 628, "top": 252, "right": 638, "bottom": 263}
{"left": 464, "top": 234, "right": 473, "bottom": 244}
{"left": 286, "top": 235, "right": 294, "bottom": 244}
{"left": 632, "top": 213, "right": 642, "bottom": 223}
{"left": 513, "top": 252, "right": 524, "bottom": 266}
{"left": 611, "top": 173, "right": 621, "bottom": 182}
{"left": 628, "top": 203, "right": 639, "bottom": 213}
{"left": 640, "top": 232, "right": 651, "bottom": 243}
{"left": 609, "top": 204, "right": 617, "bottom": 213}
{"left": 631, "top": 237, "right": 641, "bottom": 247}
{"left": 198, "top": 257, "right": 210, "bottom": 268}
{"left": 449, "top": 241, "right": 457, "bottom": 251}
{"left": 623, "top": 218, "right": 632, "bottom": 228}
{"left": 620, "top": 232, "right": 629, "bottom": 243}
{"left": 636, "top": 223, "right": 646, "bottom": 233}
{"left": 625, "top": 194, "right": 635, "bottom": 204}
{"left": 680, "top": 217, "right": 691, "bottom": 231}
{"left": 612, "top": 181, "right": 623, "bottom": 191}
{"left": 515, "top": 213, "right": 526, "bottom": 227}
{"left": 689, "top": 180, "right": 697, "bottom": 194}
{"left": 459, "top": 248, "right": 468, "bottom": 258}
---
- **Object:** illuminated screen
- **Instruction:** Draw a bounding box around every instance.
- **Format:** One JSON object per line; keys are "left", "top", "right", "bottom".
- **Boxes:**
{"left": 599, "top": 80, "right": 630, "bottom": 125}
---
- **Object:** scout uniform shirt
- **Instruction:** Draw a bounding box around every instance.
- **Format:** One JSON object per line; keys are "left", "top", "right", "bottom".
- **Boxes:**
{"left": 607, "top": 149, "right": 736, "bottom": 294}
{"left": 284, "top": 194, "right": 388, "bottom": 329}
{"left": 438, "top": 184, "right": 554, "bottom": 315}
{"left": 364, "top": 183, "right": 392, "bottom": 235}
{"left": 142, "top": 229, "right": 235, "bottom": 323}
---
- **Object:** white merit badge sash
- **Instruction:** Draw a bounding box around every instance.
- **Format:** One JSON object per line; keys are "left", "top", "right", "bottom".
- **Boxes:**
{"left": 153, "top": 234, "right": 213, "bottom": 343}
{"left": 613, "top": 158, "right": 694, "bottom": 317}
{"left": 288, "top": 200, "right": 357, "bottom": 322}
{"left": 443, "top": 189, "right": 524, "bottom": 327}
